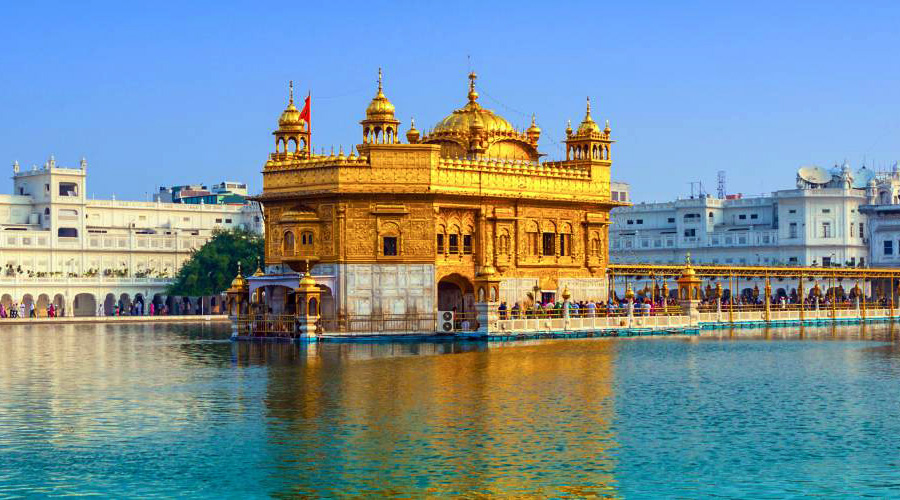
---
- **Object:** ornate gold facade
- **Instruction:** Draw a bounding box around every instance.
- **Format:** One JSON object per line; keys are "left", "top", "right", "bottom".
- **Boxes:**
{"left": 254, "top": 71, "right": 625, "bottom": 316}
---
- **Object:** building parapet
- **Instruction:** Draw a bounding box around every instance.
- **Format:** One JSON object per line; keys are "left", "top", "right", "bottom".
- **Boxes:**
{"left": 0, "top": 276, "right": 172, "bottom": 286}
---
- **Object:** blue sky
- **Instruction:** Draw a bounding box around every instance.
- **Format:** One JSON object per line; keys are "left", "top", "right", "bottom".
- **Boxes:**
{"left": 2, "top": 1, "right": 899, "bottom": 202}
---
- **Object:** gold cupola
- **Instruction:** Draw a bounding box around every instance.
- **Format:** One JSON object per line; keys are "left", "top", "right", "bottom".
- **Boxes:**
{"left": 565, "top": 96, "right": 613, "bottom": 162}
{"left": 422, "top": 72, "right": 539, "bottom": 161}
{"left": 273, "top": 81, "right": 310, "bottom": 156}
{"left": 406, "top": 117, "right": 420, "bottom": 144}
{"left": 526, "top": 113, "right": 541, "bottom": 145}
{"left": 576, "top": 96, "right": 601, "bottom": 136}
{"left": 361, "top": 68, "right": 400, "bottom": 145}
{"left": 278, "top": 81, "right": 303, "bottom": 130}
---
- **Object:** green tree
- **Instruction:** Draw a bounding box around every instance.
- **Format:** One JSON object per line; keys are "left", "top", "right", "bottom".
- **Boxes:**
{"left": 167, "top": 228, "right": 264, "bottom": 296}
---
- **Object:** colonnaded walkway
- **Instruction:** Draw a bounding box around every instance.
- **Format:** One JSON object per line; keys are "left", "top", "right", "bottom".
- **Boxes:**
{"left": 0, "top": 276, "right": 224, "bottom": 317}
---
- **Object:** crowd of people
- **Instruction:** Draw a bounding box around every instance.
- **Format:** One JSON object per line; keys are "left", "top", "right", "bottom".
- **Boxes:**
{"left": 1, "top": 298, "right": 220, "bottom": 319}
{"left": 497, "top": 297, "right": 668, "bottom": 319}
{"left": 495, "top": 290, "right": 886, "bottom": 320}
{"left": 0, "top": 301, "right": 63, "bottom": 318}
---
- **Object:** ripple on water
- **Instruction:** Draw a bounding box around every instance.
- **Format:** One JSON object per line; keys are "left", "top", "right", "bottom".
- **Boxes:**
{"left": 1, "top": 323, "right": 900, "bottom": 496}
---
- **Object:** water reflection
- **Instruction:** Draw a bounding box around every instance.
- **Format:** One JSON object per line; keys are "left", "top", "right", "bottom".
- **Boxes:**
{"left": 234, "top": 339, "right": 619, "bottom": 497}
{"left": 3, "top": 323, "right": 900, "bottom": 497}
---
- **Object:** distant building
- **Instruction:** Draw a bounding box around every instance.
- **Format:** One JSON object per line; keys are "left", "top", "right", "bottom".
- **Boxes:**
{"left": 611, "top": 163, "right": 881, "bottom": 268}
{"left": 155, "top": 181, "right": 249, "bottom": 205}
{"left": 0, "top": 156, "right": 263, "bottom": 316}
{"left": 860, "top": 164, "right": 900, "bottom": 268}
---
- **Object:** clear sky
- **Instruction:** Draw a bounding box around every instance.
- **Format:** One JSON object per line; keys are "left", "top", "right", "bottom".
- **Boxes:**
{"left": 2, "top": 1, "right": 899, "bottom": 203}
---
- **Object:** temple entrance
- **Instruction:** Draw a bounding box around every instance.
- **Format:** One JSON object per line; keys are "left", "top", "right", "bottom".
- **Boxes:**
{"left": 437, "top": 273, "right": 475, "bottom": 313}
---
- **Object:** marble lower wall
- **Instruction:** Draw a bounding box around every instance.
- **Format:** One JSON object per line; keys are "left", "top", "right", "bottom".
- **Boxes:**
{"left": 500, "top": 277, "right": 608, "bottom": 306}
{"left": 332, "top": 263, "right": 435, "bottom": 317}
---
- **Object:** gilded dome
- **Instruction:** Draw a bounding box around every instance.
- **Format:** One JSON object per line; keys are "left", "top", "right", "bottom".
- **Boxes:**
{"left": 526, "top": 113, "right": 541, "bottom": 142}
{"left": 278, "top": 81, "right": 305, "bottom": 130}
{"left": 365, "top": 68, "right": 396, "bottom": 120}
{"left": 575, "top": 96, "right": 601, "bottom": 136}
{"left": 229, "top": 262, "right": 247, "bottom": 290}
{"left": 422, "top": 73, "right": 540, "bottom": 161}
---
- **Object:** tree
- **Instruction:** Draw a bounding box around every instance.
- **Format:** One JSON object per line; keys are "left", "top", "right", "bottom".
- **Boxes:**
{"left": 167, "top": 228, "right": 264, "bottom": 296}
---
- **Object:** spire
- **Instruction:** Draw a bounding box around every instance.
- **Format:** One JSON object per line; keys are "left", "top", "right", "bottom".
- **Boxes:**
{"left": 377, "top": 67, "right": 383, "bottom": 94}
{"left": 585, "top": 96, "right": 592, "bottom": 120}
{"left": 467, "top": 71, "right": 479, "bottom": 103}
{"left": 289, "top": 80, "right": 294, "bottom": 106}
{"left": 406, "top": 117, "right": 420, "bottom": 144}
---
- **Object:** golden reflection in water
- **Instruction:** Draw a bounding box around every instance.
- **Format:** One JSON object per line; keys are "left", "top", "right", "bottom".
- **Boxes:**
{"left": 236, "top": 340, "right": 620, "bottom": 497}
{"left": 0, "top": 323, "right": 228, "bottom": 447}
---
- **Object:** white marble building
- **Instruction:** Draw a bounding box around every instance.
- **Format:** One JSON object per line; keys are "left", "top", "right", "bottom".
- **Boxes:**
{"left": 611, "top": 163, "right": 878, "bottom": 268}
{"left": 0, "top": 156, "right": 263, "bottom": 316}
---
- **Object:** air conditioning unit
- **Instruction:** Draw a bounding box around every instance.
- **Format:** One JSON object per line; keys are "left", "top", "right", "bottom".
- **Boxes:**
{"left": 439, "top": 311, "right": 455, "bottom": 333}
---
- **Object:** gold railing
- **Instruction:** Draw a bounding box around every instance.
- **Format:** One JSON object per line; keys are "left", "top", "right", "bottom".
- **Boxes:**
{"left": 501, "top": 305, "right": 683, "bottom": 319}
{"left": 235, "top": 314, "right": 297, "bottom": 337}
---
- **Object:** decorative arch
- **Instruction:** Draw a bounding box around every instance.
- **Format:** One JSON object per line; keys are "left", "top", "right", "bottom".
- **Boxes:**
{"left": 379, "top": 221, "right": 401, "bottom": 257}
{"left": 283, "top": 230, "right": 295, "bottom": 256}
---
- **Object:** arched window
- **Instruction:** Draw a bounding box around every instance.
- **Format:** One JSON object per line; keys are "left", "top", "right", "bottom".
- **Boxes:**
{"left": 436, "top": 225, "right": 446, "bottom": 254}
{"left": 559, "top": 223, "right": 573, "bottom": 256}
{"left": 283, "top": 231, "right": 295, "bottom": 255}
{"left": 590, "top": 237, "right": 601, "bottom": 256}
{"left": 300, "top": 230, "right": 314, "bottom": 254}
{"left": 308, "top": 297, "right": 318, "bottom": 316}
{"left": 380, "top": 222, "right": 400, "bottom": 257}
{"left": 525, "top": 220, "right": 539, "bottom": 256}
{"left": 498, "top": 230, "right": 510, "bottom": 255}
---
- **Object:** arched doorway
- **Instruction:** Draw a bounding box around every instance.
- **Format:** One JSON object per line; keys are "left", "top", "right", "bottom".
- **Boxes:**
{"left": 438, "top": 273, "right": 475, "bottom": 313}
{"left": 22, "top": 294, "right": 34, "bottom": 317}
{"left": 318, "top": 285, "right": 335, "bottom": 320}
{"left": 103, "top": 293, "right": 116, "bottom": 315}
{"left": 36, "top": 294, "right": 50, "bottom": 317}
{"left": 134, "top": 294, "right": 145, "bottom": 316}
{"left": 152, "top": 294, "right": 164, "bottom": 315}
{"left": 53, "top": 294, "right": 65, "bottom": 316}
{"left": 119, "top": 293, "right": 132, "bottom": 315}
{"left": 73, "top": 293, "right": 97, "bottom": 317}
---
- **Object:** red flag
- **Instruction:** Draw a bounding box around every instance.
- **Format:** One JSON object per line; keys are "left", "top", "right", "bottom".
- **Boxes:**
{"left": 299, "top": 93, "right": 310, "bottom": 126}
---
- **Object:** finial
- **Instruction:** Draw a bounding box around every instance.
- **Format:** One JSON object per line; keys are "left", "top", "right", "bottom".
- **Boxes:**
{"left": 80, "top": 156, "right": 87, "bottom": 169}
{"left": 531, "top": 113, "right": 536, "bottom": 126}
{"left": 12, "top": 160, "right": 19, "bottom": 173}
{"left": 237, "top": 261, "right": 242, "bottom": 276}
{"left": 410, "top": 117, "right": 416, "bottom": 128}
{"left": 467, "top": 71, "right": 479, "bottom": 102}
{"left": 685, "top": 252, "right": 692, "bottom": 266}
{"left": 289, "top": 80, "right": 294, "bottom": 105}
{"left": 338, "top": 145, "right": 345, "bottom": 158}
{"left": 330, "top": 146, "right": 334, "bottom": 157}
{"left": 585, "top": 96, "right": 592, "bottom": 118}
{"left": 377, "top": 67, "right": 383, "bottom": 92}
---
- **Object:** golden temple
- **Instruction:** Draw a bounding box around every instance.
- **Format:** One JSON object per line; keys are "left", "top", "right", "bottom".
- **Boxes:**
{"left": 250, "top": 70, "right": 625, "bottom": 326}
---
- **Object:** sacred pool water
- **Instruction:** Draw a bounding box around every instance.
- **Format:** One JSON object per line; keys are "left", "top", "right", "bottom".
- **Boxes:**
{"left": 2, "top": 323, "right": 900, "bottom": 497}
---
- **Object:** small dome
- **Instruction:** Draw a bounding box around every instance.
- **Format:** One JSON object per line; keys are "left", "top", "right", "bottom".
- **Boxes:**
{"left": 406, "top": 118, "right": 420, "bottom": 143}
{"left": 526, "top": 114, "right": 541, "bottom": 137}
{"left": 365, "top": 68, "right": 396, "bottom": 120}
{"left": 576, "top": 97, "right": 601, "bottom": 135}
{"left": 278, "top": 81, "right": 305, "bottom": 130}
{"left": 299, "top": 270, "right": 317, "bottom": 287}
{"left": 229, "top": 262, "right": 247, "bottom": 290}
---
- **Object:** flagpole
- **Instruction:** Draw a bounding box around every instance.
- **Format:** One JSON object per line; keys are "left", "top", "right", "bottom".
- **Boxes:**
{"left": 308, "top": 91, "right": 312, "bottom": 159}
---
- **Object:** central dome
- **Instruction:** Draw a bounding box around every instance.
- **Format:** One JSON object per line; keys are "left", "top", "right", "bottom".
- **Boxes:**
{"left": 423, "top": 72, "right": 539, "bottom": 161}
{"left": 432, "top": 102, "right": 517, "bottom": 135}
